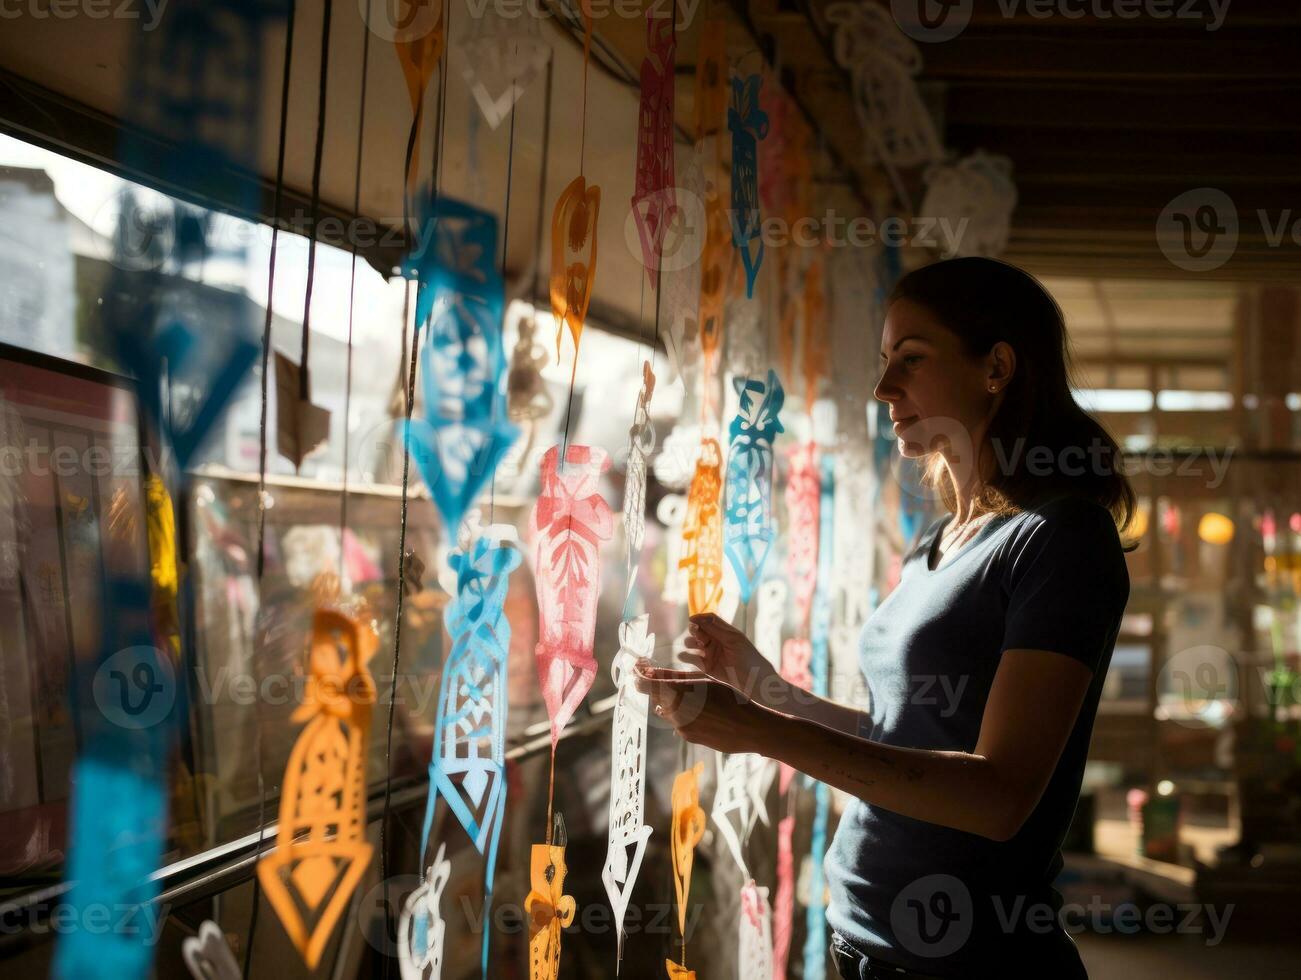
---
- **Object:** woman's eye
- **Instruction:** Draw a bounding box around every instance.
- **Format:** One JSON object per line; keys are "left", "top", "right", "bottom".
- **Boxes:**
{"left": 903, "top": 355, "right": 924, "bottom": 367}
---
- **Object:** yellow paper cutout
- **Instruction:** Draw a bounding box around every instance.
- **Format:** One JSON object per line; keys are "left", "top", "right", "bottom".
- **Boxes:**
{"left": 694, "top": 19, "right": 728, "bottom": 142}
{"left": 525, "top": 822, "right": 577, "bottom": 980}
{"left": 394, "top": 0, "right": 447, "bottom": 194}
{"left": 669, "top": 762, "right": 707, "bottom": 976}
{"left": 665, "top": 961, "right": 697, "bottom": 980}
{"left": 681, "top": 438, "right": 724, "bottom": 615}
{"left": 549, "top": 176, "right": 601, "bottom": 364}
{"left": 257, "top": 609, "right": 378, "bottom": 969}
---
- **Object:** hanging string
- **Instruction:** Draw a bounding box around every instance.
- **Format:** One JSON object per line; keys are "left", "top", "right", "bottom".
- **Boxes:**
{"left": 245, "top": 1, "right": 297, "bottom": 974}
{"left": 491, "top": 77, "right": 519, "bottom": 527}
{"left": 299, "top": 0, "right": 335, "bottom": 400}
{"left": 379, "top": 0, "right": 453, "bottom": 927}
{"left": 339, "top": 0, "right": 373, "bottom": 576}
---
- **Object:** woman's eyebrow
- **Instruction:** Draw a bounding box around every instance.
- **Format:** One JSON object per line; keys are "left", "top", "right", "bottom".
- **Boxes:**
{"left": 879, "top": 335, "right": 931, "bottom": 357}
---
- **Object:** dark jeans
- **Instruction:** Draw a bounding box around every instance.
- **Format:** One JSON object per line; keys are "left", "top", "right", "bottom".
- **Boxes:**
{"left": 830, "top": 930, "right": 1088, "bottom": 980}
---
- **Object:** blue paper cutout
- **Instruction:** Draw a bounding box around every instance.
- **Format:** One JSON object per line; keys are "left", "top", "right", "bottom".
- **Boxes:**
{"left": 728, "top": 72, "right": 770, "bottom": 299}
{"left": 55, "top": 578, "right": 173, "bottom": 979}
{"left": 100, "top": 1, "right": 270, "bottom": 470}
{"left": 724, "top": 371, "right": 785, "bottom": 603}
{"left": 803, "top": 452, "right": 836, "bottom": 980}
{"left": 414, "top": 531, "right": 521, "bottom": 977}
{"left": 401, "top": 195, "right": 520, "bottom": 533}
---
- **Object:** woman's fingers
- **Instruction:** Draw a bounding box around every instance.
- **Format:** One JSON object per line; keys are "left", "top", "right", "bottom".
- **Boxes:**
{"left": 678, "top": 651, "right": 706, "bottom": 670}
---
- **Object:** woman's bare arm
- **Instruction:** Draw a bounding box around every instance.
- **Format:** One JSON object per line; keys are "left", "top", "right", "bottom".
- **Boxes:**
{"left": 642, "top": 648, "right": 1093, "bottom": 842}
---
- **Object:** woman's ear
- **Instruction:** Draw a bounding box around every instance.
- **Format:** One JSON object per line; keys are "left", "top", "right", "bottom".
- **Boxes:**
{"left": 987, "top": 341, "right": 1016, "bottom": 390}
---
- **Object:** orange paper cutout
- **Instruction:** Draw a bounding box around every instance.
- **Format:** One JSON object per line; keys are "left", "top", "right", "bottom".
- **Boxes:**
{"left": 694, "top": 20, "right": 728, "bottom": 142}
{"left": 549, "top": 176, "right": 601, "bottom": 365}
{"left": 393, "top": 0, "right": 447, "bottom": 195}
{"left": 525, "top": 824, "right": 577, "bottom": 980}
{"left": 669, "top": 762, "right": 707, "bottom": 975}
{"left": 257, "top": 609, "right": 378, "bottom": 969}
{"left": 681, "top": 438, "right": 725, "bottom": 615}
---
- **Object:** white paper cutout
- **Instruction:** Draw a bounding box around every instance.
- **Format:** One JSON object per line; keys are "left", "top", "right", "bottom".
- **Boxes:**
{"left": 654, "top": 424, "right": 702, "bottom": 491}
{"left": 825, "top": 1, "right": 942, "bottom": 170}
{"left": 662, "top": 145, "right": 706, "bottom": 385}
{"left": 182, "top": 920, "right": 239, "bottom": 980}
{"left": 755, "top": 578, "right": 787, "bottom": 672}
{"left": 398, "top": 843, "right": 452, "bottom": 980}
{"left": 920, "top": 151, "right": 1018, "bottom": 259}
{"left": 712, "top": 752, "right": 772, "bottom": 873}
{"left": 461, "top": 8, "right": 551, "bottom": 129}
{"left": 603, "top": 615, "right": 656, "bottom": 967}
{"left": 623, "top": 363, "right": 656, "bottom": 606}
{"left": 658, "top": 494, "right": 689, "bottom": 605}
{"left": 739, "top": 881, "right": 775, "bottom": 980}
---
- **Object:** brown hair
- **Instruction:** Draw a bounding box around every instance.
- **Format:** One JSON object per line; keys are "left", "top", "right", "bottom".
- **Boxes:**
{"left": 888, "top": 257, "right": 1136, "bottom": 545}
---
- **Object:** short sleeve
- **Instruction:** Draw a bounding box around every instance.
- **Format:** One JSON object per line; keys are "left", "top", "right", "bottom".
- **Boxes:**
{"left": 1001, "top": 497, "right": 1130, "bottom": 671}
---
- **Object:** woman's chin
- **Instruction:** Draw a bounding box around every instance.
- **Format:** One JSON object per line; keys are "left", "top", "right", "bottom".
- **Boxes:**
{"left": 896, "top": 436, "right": 927, "bottom": 458}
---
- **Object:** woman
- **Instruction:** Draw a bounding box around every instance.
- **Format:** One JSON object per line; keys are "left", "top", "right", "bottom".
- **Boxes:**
{"left": 636, "top": 257, "right": 1134, "bottom": 978}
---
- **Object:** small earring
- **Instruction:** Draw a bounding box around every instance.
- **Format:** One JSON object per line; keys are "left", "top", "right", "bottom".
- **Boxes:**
{"left": 988, "top": 384, "right": 998, "bottom": 393}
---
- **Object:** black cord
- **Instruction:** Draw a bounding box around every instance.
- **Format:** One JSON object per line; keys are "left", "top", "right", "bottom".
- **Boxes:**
{"left": 339, "top": 0, "right": 373, "bottom": 576}
{"left": 299, "top": 0, "right": 335, "bottom": 400}
{"left": 245, "top": 1, "right": 296, "bottom": 975}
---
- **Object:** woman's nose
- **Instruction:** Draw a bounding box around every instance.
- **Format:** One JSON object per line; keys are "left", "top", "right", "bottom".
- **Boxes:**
{"left": 874, "top": 370, "right": 901, "bottom": 404}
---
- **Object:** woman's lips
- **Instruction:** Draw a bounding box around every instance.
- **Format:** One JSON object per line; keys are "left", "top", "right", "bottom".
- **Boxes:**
{"left": 892, "top": 415, "right": 918, "bottom": 433}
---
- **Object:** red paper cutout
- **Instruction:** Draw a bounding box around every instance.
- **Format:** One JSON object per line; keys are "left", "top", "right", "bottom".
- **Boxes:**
{"left": 531, "top": 444, "right": 614, "bottom": 748}
{"left": 632, "top": 11, "right": 679, "bottom": 289}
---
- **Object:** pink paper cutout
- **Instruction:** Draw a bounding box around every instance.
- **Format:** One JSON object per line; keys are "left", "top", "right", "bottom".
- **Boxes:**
{"left": 778, "top": 637, "right": 812, "bottom": 795}
{"left": 531, "top": 444, "right": 614, "bottom": 748}
{"left": 631, "top": 11, "right": 679, "bottom": 289}
{"left": 773, "top": 815, "right": 796, "bottom": 980}
{"left": 784, "top": 442, "right": 821, "bottom": 632}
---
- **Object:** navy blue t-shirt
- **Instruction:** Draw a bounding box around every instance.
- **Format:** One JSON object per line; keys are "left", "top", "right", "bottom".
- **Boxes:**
{"left": 825, "top": 494, "right": 1129, "bottom": 976}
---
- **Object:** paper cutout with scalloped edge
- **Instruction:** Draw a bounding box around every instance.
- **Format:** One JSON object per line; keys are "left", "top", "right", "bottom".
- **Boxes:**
{"left": 398, "top": 842, "right": 451, "bottom": 980}
{"left": 824, "top": 1, "right": 942, "bottom": 171}
{"left": 550, "top": 177, "right": 601, "bottom": 365}
{"left": 411, "top": 526, "right": 520, "bottom": 977}
{"left": 461, "top": 8, "right": 550, "bottom": 129}
{"left": 728, "top": 72, "right": 769, "bottom": 298}
{"left": 182, "top": 920, "right": 240, "bottom": 980}
{"left": 508, "top": 309, "right": 554, "bottom": 423}
{"left": 603, "top": 615, "right": 656, "bottom": 967}
{"left": 257, "top": 609, "right": 377, "bottom": 969}
{"left": 724, "top": 372, "right": 784, "bottom": 604}
{"left": 401, "top": 196, "right": 519, "bottom": 534}
{"left": 740, "top": 881, "right": 775, "bottom": 980}
{"left": 694, "top": 19, "right": 728, "bottom": 142}
{"left": 532, "top": 444, "right": 614, "bottom": 747}
{"left": 784, "top": 442, "right": 821, "bottom": 632}
{"left": 670, "top": 761, "right": 707, "bottom": 973}
{"left": 657, "top": 493, "right": 689, "bottom": 605}
{"left": 773, "top": 814, "right": 796, "bottom": 980}
{"left": 632, "top": 11, "right": 679, "bottom": 289}
{"left": 681, "top": 437, "right": 725, "bottom": 615}
{"left": 394, "top": 0, "right": 447, "bottom": 196}
{"left": 920, "top": 151, "right": 1018, "bottom": 259}
{"left": 526, "top": 817, "right": 577, "bottom": 980}
{"left": 274, "top": 350, "right": 330, "bottom": 471}
{"left": 622, "top": 361, "right": 656, "bottom": 599}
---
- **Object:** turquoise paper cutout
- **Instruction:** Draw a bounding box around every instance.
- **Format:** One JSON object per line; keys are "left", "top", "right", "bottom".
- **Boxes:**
{"left": 401, "top": 196, "right": 519, "bottom": 533}
{"left": 724, "top": 371, "right": 785, "bottom": 603}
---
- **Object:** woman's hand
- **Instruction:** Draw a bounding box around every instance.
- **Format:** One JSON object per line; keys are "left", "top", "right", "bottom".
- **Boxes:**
{"left": 681, "top": 612, "right": 782, "bottom": 704}
{"left": 633, "top": 661, "right": 777, "bottom": 756}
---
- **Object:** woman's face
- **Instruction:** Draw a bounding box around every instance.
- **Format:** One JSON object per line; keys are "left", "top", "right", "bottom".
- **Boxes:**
{"left": 874, "top": 299, "right": 1007, "bottom": 471}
